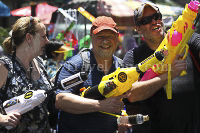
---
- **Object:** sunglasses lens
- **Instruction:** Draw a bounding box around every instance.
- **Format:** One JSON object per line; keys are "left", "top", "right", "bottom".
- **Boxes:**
{"left": 138, "top": 16, "right": 151, "bottom": 25}
{"left": 138, "top": 13, "right": 162, "bottom": 26}
{"left": 154, "top": 13, "right": 162, "bottom": 21}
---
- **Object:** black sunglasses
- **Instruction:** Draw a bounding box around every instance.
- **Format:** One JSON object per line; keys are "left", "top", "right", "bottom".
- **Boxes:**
{"left": 137, "top": 12, "right": 162, "bottom": 26}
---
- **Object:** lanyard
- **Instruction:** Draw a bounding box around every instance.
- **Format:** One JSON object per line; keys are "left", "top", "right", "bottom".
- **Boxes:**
{"left": 12, "top": 50, "right": 34, "bottom": 89}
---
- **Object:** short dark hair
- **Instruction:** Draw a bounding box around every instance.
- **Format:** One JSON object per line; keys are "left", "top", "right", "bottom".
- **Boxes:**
{"left": 45, "top": 38, "right": 64, "bottom": 59}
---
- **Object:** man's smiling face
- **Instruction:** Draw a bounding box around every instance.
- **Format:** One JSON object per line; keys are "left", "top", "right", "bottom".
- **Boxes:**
{"left": 136, "top": 6, "right": 165, "bottom": 44}
{"left": 91, "top": 29, "right": 118, "bottom": 59}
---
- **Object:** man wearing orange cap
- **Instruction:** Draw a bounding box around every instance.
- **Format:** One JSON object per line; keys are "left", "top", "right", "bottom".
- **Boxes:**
{"left": 55, "top": 16, "right": 131, "bottom": 133}
{"left": 123, "top": 2, "right": 200, "bottom": 133}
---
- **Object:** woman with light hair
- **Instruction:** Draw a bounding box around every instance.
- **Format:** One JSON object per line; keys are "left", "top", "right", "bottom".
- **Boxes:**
{"left": 0, "top": 16, "right": 53, "bottom": 133}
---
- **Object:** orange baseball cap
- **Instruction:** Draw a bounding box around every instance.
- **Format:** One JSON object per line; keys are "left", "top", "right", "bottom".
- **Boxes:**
{"left": 90, "top": 16, "right": 118, "bottom": 34}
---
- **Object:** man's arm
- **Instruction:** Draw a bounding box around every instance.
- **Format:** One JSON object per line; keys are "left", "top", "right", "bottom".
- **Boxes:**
{"left": 55, "top": 92, "right": 128, "bottom": 114}
{"left": 128, "top": 73, "right": 168, "bottom": 102}
{"left": 128, "top": 54, "right": 187, "bottom": 102}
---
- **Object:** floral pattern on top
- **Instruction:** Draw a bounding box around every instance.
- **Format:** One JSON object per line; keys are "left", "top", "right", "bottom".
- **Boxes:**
{"left": 0, "top": 55, "right": 52, "bottom": 133}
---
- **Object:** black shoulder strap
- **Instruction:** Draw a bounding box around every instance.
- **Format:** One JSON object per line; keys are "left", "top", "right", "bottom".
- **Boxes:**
{"left": 54, "top": 65, "right": 63, "bottom": 86}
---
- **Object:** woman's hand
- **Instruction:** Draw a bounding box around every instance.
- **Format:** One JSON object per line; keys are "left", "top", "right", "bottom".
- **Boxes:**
{"left": 0, "top": 113, "right": 21, "bottom": 127}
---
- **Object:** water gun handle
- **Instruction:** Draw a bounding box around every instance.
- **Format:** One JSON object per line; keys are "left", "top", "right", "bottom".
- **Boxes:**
{"left": 180, "top": 44, "right": 189, "bottom": 76}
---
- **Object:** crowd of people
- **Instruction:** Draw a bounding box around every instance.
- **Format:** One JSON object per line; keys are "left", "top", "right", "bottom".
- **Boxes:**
{"left": 0, "top": 2, "right": 199, "bottom": 133}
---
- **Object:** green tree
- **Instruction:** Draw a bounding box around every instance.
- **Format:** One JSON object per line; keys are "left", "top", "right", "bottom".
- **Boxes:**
{"left": 0, "top": 26, "right": 10, "bottom": 46}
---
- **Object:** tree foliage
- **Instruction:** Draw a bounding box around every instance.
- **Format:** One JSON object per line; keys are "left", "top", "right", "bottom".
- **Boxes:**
{"left": 0, "top": 26, "right": 10, "bottom": 46}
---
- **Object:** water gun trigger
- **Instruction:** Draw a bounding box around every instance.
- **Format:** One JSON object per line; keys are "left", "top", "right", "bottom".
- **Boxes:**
{"left": 180, "top": 70, "right": 187, "bottom": 77}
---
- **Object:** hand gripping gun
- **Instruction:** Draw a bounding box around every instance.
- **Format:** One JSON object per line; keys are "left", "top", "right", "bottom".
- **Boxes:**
{"left": 2, "top": 72, "right": 87, "bottom": 130}
{"left": 80, "top": 50, "right": 165, "bottom": 100}
{"left": 140, "top": 1, "right": 200, "bottom": 99}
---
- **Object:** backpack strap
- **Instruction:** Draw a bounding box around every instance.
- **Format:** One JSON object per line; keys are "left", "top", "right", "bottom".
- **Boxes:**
{"left": 78, "top": 48, "right": 91, "bottom": 75}
{"left": 54, "top": 65, "right": 63, "bottom": 87}
{"left": 114, "top": 55, "right": 123, "bottom": 68}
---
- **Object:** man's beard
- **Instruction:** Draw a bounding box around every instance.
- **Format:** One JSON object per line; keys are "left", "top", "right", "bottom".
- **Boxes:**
{"left": 98, "top": 49, "right": 113, "bottom": 58}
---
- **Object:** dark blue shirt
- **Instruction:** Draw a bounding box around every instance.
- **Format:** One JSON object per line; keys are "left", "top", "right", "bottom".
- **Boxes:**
{"left": 57, "top": 50, "right": 121, "bottom": 133}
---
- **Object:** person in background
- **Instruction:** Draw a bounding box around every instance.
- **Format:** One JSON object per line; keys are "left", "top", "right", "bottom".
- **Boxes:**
{"left": 44, "top": 38, "right": 72, "bottom": 82}
{"left": 0, "top": 16, "right": 52, "bottom": 133}
{"left": 123, "top": 3, "right": 200, "bottom": 133}
{"left": 55, "top": 16, "right": 132, "bottom": 133}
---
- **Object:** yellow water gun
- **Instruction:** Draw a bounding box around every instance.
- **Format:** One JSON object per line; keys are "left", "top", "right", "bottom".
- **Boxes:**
{"left": 78, "top": 7, "right": 96, "bottom": 22}
{"left": 80, "top": 50, "right": 166, "bottom": 99}
{"left": 140, "top": 1, "right": 200, "bottom": 99}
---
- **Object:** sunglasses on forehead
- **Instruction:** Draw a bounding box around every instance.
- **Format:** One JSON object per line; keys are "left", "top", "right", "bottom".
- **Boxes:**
{"left": 136, "top": 12, "right": 162, "bottom": 26}
{"left": 27, "top": 16, "right": 37, "bottom": 34}
{"left": 28, "top": 16, "right": 34, "bottom": 29}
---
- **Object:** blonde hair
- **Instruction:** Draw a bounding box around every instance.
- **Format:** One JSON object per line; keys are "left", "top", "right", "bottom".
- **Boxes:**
{"left": 3, "top": 16, "right": 42, "bottom": 53}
